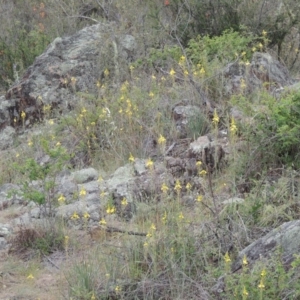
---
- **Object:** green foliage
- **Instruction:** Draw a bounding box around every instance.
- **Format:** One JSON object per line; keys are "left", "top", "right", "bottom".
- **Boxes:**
{"left": 250, "top": 91, "right": 300, "bottom": 167}
{"left": 0, "top": 25, "right": 51, "bottom": 87}
{"left": 13, "top": 138, "right": 70, "bottom": 209}
{"left": 187, "top": 29, "right": 254, "bottom": 65}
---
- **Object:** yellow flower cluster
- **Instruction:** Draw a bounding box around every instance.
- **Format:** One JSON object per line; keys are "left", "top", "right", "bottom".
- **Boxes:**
{"left": 106, "top": 204, "right": 116, "bottom": 214}
{"left": 146, "top": 158, "right": 154, "bottom": 170}
{"left": 230, "top": 117, "right": 238, "bottom": 135}
{"left": 174, "top": 179, "right": 182, "bottom": 194}
{"left": 161, "top": 183, "right": 169, "bottom": 194}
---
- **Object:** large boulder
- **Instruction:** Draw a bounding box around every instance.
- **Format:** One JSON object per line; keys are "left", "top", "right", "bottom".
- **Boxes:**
{"left": 224, "top": 52, "right": 295, "bottom": 95}
{"left": 3, "top": 23, "right": 136, "bottom": 130}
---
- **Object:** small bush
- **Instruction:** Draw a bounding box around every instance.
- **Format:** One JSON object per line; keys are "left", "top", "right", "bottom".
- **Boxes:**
{"left": 10, "top": 221, "right": 65, "bottom": 256}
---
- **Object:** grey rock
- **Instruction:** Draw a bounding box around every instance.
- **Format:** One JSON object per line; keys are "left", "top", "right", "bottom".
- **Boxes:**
{"left": 73, "top": 168, "right": 98, "bottom": 184}
{"left": 224, "top": 52, "right": 295, "bottom": 96}
{"left": 4, "top": 23, "right": 136, "bottom": 131}
{"left": 172, "top": 105, "right": 203, "bottom": 138}
{"left": 0, "top": 223, "right": 13, "bottom": 237}
{"left": 188, "top": 135, "right": 225, "bottom": 169}
{"left": 106, "top": 164, "right": 135, "bottom": 192}
{"left": 134, "top": 158, "right": 147, "bottom": 176}
{"left": 232, "top": 220, "right": 300, "bottom": 272}
{"left": 0, "top": 126, "right": 15, "bottom": 150}
{"left": 222, "top": 197, "right": 244, "bottom": 205}
{"left": 0, "top": 237, "right": 7, "bottom": 250}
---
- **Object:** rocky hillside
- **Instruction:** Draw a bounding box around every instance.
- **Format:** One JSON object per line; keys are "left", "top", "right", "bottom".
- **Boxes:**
{"left": 1, "top": 1, "right": 300, "bottom": 299}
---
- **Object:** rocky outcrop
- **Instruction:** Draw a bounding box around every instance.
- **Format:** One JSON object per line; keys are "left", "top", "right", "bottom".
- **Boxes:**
{"left": 232, "top": 220, "right": 300, "bottom": 272}
{"left": 225, "top": 52, "right": 296, "bottom": 95}
{"left": 2, "top": 23, "right": 136, "bottom": 131}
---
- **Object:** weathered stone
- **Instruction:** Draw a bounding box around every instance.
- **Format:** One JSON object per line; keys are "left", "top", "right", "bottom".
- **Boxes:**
{"left": 73, "top": 168, "right": 98, "bottom": 184}
{"left": 222, "top": 197, "right": 244, "bottom": 205}
{"left": 3, "top": 23, "right": 136, "bottom": 130}
{"left": 224, "top": 52, "right": 295, "bottom": 95}
{"left": 0, "top": 237, "right": 7, "bottom": 250}
{"left": 106, "top": 164, "right": 135, "bottom": 192}
{"left": 173, "top": 105, "right": 203, "bottom": 138}
{"left": 0, "top": 126, "right": 15, "bottom": 150}
{"left": 232, "top": 220, "right": 300, "bottom": 272}
{"left": 188, "top": 136, "right": 225, "bottom": 169}
{"left": 0, "top": 223, "right": 13, "bottom": 237}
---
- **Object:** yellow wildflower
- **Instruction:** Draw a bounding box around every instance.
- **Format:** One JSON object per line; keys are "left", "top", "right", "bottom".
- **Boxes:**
{"left": 196, "top": 161, "right": 202, "bottom": 168}
{"left": 242, "top": 255, "right": 248, "bottom": 266}
{"left": 151, "top": 74, "right": 156, "bottom": 80}
{"left": 106, "top": 205, "right": 116, "bottom": 214}
{"left": 178, "top": 212, "right": 184, "bottom": 220}
{"left": 158, "top": 134, "right": 166, "bottom": 145}
{"left": 262, "top": 30, "right": 267, "bottom": 36}
{"left": 104, "top": 68, "right": 109, "bottom": 77}
{"left": 169, "top": 68, "right": 176, "bottom": 77}
{"left": 48, "top": 119, "right": 54, "bottom": 125}
{"left": 71, "top": 212, "right": 80, "bottom": 220}
{"left": 196, "top": 195, "right": 203, "bottom": 202}
{"left": 161, "top": 183, "right": 169, "bottom": 194}
{"left": 212, "top": 109, "right": 219, "bottom": 126}
{"left": 115, "top": 285, "right": 121, "bottom": 293}
{"left": 28, "top": 140, "right": 33, "bottom": 147}
{"left": 199, "top": 170, "right": 207, "bottom": 176}
{"left": 146, "top": 232, "right": 152, "bottom": 238}
{"left": 150, "top": 223, "right": 156, "bottom": 231}
{"left": 144, "top": 242, "right": 149, "bottom": 247}
{"left": 16, "top": 153, "right": 20, "bottom": 158}
{"left": 129, "top": 153, "right": 135, "bottom": 163}
{"left": 252, "top": 47, "right": 257, "bottom": 52}
{"left": 179, "top": 55, "right": 185, "bottom": 65}
{"left": 121, "top": 197, "right": 128, "bottom": 206}
{"left": 99, "top": 218, "right": 107, "bottom": 225}
{"left": 21, "top": 111, "right": 26, "bottom": 119}
{"left": 186, "top": 182, "right": 192, "bottom": 191}
{"left": 71, "top": 77, "right": 77, "bottom": 84}
{"left": 199, "top": 67, "right": 205, "bottom": 75}
{"left": 146, "top": 158, "right": 154, "bottom": 170}
{"left": 56, "top": 141, "right": 61, "bottom": 147}
{"left": 230, "top": 117, "right": 238, "bottom": 135}
{"left": 224, "top": 252, "right": 231, "bottom": 263}
{"left": 27, "top": 274, "right": 34, "bottom": 279}
{"left": 261, "top": 269, "right": 267, "bottom": 277}
{"left": 240, "top": 78, "right": 247, "bottom": 90}
{"left": 129, "top": 65, "right": 134, "bottom": 71}
{"left": 149, "top": 92, "right": 154, "bottom": 98}
{"left": 97, "top": 176, "right": 103, "bottom": 182}
{"left": 162, "top": 211, "right": 167, "bottom": 224}
{"left": 96, "top": 81, "right": 101, "bottom": 88}
{"left": 241, "top": 51, "right": 246, "bottom": 57}
{"left": 258, "top": 43, "right": 263, "bottom": 50}
{"left": 245, "top": 60, "right": 250, "bottom": 66}
{"left": 174, "top": 179, "right": 182, "bottom": 194}
{"left": 184, "top": 69, "right": 189, "bottom": 76}
{"left": 258, "top": 280, "right": 265, "bottom": 289}
{"left": 83, "top": 212, "right": 90, "bottom": 219}
{"left": 242, "top": 286, "right": 249, "bottom": 297}
{"left": 58, "top": 194, "right": 66, "bottom": 205}
{"left": 81, "top": 107, "right": 87, "bottom": 114}
{"left": 64, "top": 235, "right": 69, "bottom": 246}
{"left": 91, "top": 293, "right": 96, "bottom": 300}
{"left": 79, "top": 187, "right": 87, "bottom": 197}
